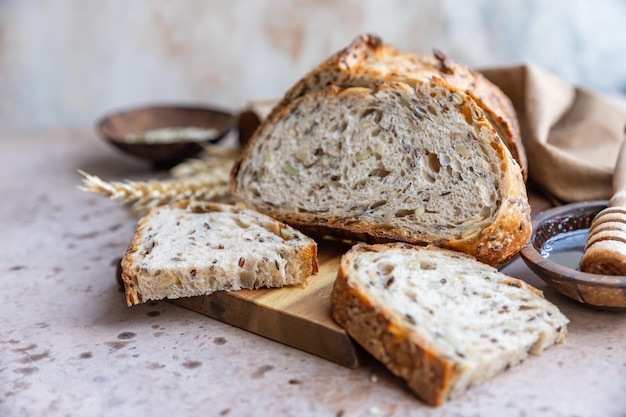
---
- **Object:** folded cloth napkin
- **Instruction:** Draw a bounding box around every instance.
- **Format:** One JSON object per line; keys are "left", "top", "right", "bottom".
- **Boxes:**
{"left": 482, "top": 64, "right": 626, "bottom": 203}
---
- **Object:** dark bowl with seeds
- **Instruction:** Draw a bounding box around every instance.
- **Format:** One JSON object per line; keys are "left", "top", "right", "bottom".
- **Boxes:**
{"left": 97, "top": 104, "right": 234, "bottom": 169}
{"left": 519, "top": 200, "right": 626, "bottom": 310}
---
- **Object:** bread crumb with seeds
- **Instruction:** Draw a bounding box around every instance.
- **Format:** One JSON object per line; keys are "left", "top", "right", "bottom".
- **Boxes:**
{"left": 330, "top": 243, "right": 569, "bottom": 406}
{"left": 121, "top": 201, "right": 318, "bottom": 306}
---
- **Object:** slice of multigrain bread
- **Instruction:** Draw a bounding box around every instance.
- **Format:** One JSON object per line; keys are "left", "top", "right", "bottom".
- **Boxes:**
{"left": 330, "top": 243, "right": 569, "bottom": 406}
{"left": 121, "top": 201, "right": 318, "bottom": 306}
{"left": 231, "top": 80, "right": 530, "bottom": 266}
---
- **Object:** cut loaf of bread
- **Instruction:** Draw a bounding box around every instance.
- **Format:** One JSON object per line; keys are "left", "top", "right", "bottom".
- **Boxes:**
{"left": 231, "top": 79, "right": 531, "bottom": 266}
{"left": 121, "top": 201, "right": 318, "bottom": 306}
{"left": 330, "top": 243, "right": 569, "bottom": 406}
{"left": 271, "top": 34, "right": 526, "bottom": 179}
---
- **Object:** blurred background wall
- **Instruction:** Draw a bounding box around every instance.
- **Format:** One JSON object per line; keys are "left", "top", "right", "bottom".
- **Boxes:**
{"left": 1, "top": 0, "right": 625, "bottom": 132}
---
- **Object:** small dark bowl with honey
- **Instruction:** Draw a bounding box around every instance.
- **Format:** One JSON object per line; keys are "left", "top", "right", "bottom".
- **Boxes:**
{"left": 519, "top": 201, "right": 626, "bottom": 309}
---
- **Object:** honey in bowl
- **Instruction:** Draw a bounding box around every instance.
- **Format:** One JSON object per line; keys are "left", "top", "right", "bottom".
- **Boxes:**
{"left": 539, "top": 229, "right": 587, "bottom": 270}
{"left": 520, "top": 201, "right": 626, "bottom": 309}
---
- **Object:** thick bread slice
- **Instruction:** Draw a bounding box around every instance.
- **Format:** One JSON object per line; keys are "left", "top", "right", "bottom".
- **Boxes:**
{"left": 121, "top": 201, "right": 318, "bottom": 306}
{"left": 330, "top": 243, "right": 568, "bottom": 406}
{"left": 270, "top": 34, "right": 526, "bottom": 179}
{"left": 231, "top": 80, "right": 531, "bottom": 266}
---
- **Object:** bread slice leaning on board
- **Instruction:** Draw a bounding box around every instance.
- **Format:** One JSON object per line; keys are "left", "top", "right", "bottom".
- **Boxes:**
{"left": 230, "top": 61, "right": 531, "bottom": 266}
{"left": 271, "top": 34, "right": 526, "bottom": 179}
{"left": 121, "top": 201, "right": 318, "bottom": 306}
{"left": 330, "top": 243, "right": 569, "bottom": 406}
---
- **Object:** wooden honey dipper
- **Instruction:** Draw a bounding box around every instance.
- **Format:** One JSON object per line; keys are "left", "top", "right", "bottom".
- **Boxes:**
{"left": 580, "top": 139, "right": 626, "bottom": 275}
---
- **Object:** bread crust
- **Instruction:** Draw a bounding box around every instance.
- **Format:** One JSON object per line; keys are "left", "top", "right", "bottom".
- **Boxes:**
{"left": 271, "top": 34, "right": 526, "bottom": 179}
{"left": 330, "top": 244, "right": 460, "bottom": 406}
{"left": 121, "top": 210, "right": 152, "bottom": 306}
{"left": 330, "top": 243, "right": 567, "bottom": 405}
{"left": 121, "top": 201, "right": 318, "bottom": 306}
{"left": 231, "top": 80, "right": 531, "bottom": 267}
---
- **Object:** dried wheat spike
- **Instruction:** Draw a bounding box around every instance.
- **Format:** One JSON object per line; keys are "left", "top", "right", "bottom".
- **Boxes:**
{"left": 78, "top": 148, "right": 238, "bottom": 216}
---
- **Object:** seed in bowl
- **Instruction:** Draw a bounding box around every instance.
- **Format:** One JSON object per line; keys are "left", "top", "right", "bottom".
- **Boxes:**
{"left": 125, "top": 126, "right": 219, "bottom": 144}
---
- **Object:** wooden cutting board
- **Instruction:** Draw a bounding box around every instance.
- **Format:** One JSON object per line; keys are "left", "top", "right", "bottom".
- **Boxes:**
{"left": 172, "top": 239, "right": 361, "bottom": 368}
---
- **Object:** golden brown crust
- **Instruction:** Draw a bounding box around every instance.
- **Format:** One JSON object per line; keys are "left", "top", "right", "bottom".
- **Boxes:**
{"left": 330, "top": 243, "right": 462, "bottom": 406}
{"left": 429, "top": 50, "right": 525, "bottom": 180}
{"left": 330, "top": 243, "right": 561, "bottom": 405}
{"left": 231, "top": 80, "right": 531, "bottom": 267}
{"left": 230, "top": 34, "right": 531, "bottom": 266}
{"left": 269, "top": 34, "right": 526, "bottom": 179}
{"left": 120, "top": 209, "right": 154, "bottom": 306}
{"left": 443, "top": 146, "right": 531, "bottom": 267}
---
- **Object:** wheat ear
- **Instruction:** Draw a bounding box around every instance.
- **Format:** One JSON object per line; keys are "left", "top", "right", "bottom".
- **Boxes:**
{"left": 78, "top": 149, "right": 238, "bottom": 216}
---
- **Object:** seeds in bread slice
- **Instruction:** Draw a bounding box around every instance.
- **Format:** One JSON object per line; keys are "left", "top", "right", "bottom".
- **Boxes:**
{"left": 121, "top": 201, "right": 318, "bottom": 306}
{"left": 271, "top": 34, "right": 526, "bottom": 179}
{"left": 231, "top": 80, "right": 530, "bottom": 266}
{"left": 330, "top": 243, "right": 569, "bottom": 406}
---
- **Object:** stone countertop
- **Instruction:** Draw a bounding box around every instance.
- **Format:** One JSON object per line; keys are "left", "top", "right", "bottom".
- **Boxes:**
{"left": 1, "top": 129, "right": 625, "bottom": 417}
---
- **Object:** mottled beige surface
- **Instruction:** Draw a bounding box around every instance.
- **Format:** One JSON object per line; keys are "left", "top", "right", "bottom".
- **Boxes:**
{"left": 1, "top": 130, "right": 626, "bottom": 417}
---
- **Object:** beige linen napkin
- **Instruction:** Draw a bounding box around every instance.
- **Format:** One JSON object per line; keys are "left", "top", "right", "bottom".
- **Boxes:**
{"left": 482, "top": 64, "right": 626, "bottom": 203}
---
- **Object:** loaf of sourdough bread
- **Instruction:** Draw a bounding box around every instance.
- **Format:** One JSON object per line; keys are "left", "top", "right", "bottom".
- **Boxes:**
{"left": 330, "top": 243, "right": 568, "bottom": 406}
{"left": 121, "top": 201, "right": 318, "bottom": 306}
{"left": 231, "top": 78, "right": 530, "bottom": 266}
{"left": 270, "top": 34, "right": 525, "bottom": 178}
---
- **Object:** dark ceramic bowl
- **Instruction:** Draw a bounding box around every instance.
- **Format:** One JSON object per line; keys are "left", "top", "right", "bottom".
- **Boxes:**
{"left": 520, "top": 201, "right": 626, "bottom": 309}
{"left": 97, "top": 104, "right": 234, "bottom": 168}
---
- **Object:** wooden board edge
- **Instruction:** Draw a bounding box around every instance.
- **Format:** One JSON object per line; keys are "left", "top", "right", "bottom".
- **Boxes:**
{"left": 171, "top": 292, "right": 361, "bottom": 369}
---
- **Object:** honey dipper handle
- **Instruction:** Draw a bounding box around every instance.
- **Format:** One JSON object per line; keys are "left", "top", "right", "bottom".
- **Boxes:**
{"left": 609, "top": 139, "right": 626, "bottom": 207}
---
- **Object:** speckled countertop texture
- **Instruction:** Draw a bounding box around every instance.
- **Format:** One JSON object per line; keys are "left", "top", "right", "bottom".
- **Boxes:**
{"left": 1, "top": 130, "right": 625, "bottom": 417}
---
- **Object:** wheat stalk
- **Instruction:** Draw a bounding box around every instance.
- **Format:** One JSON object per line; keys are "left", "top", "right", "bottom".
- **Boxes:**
{"left": 171, "top": 146, "right": 240, "bottom": 178}
{"left": 78, "top": 148, "right": 238, "bottom": 216}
